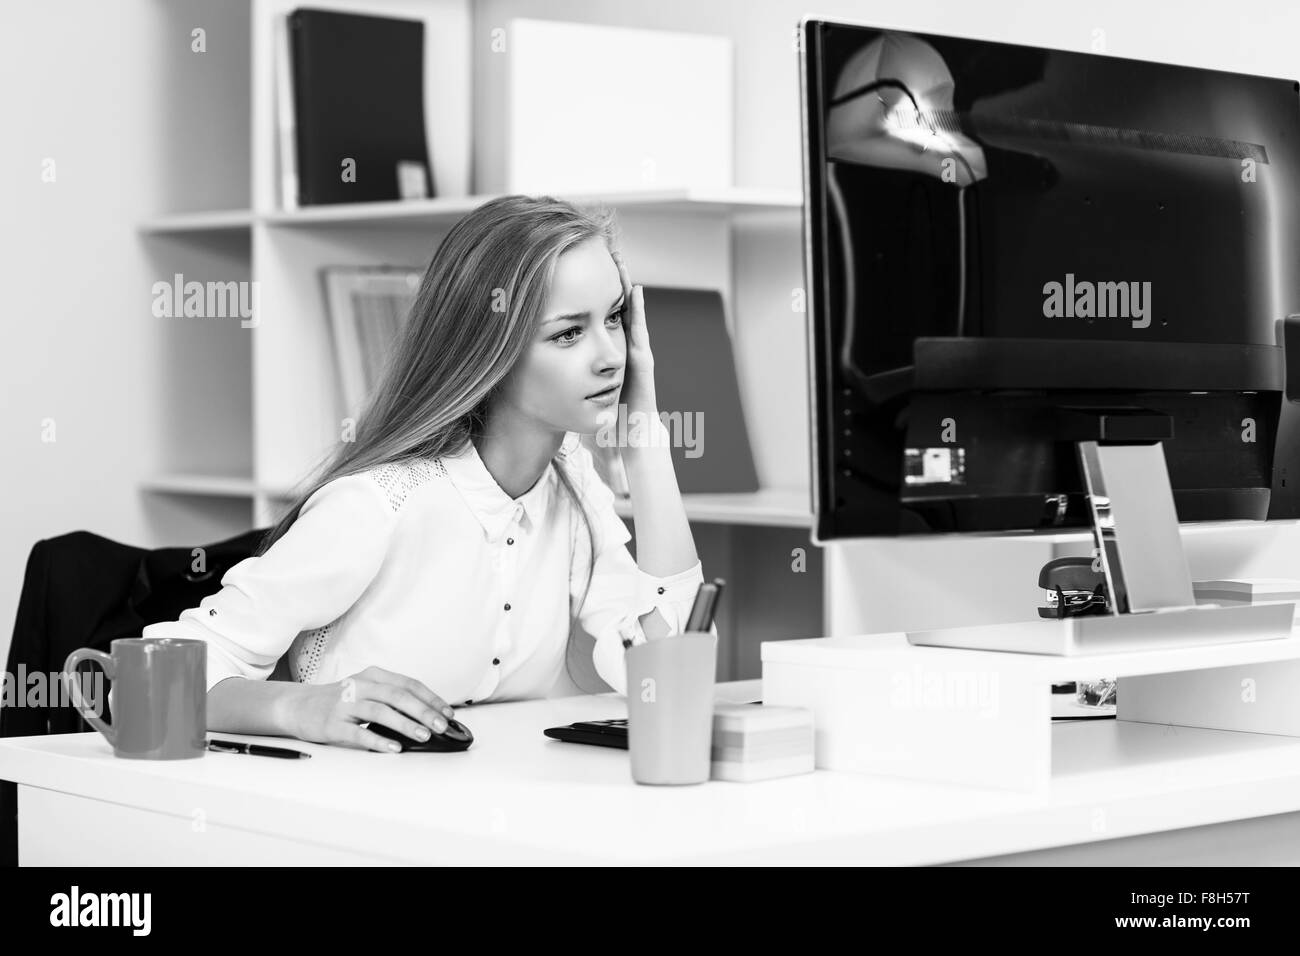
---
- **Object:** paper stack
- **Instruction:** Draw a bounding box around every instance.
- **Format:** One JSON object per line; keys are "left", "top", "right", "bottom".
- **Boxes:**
{"left": 1193, "top": 579, "right": 1300, "bottom": 621}
{"left": 710, "top": 703, "right": 815, "bottom": 783}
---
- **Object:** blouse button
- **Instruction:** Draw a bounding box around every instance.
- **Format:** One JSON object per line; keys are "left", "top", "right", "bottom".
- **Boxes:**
{"left": 504, "top": 603, "right": 511, "bottom": 611}
{"left": 657, "top": 587, "right": 666, "bottom": 595}
{"left": 506, "top": 537, "right": 514, "bottom": 546}
{"left": 492, "top": 657, "right": 500, "bottom": 666}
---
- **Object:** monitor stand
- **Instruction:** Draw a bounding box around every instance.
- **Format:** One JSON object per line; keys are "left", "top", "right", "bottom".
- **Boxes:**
{"left": 906, "top": 440, "right": 1294, "bottom": 654}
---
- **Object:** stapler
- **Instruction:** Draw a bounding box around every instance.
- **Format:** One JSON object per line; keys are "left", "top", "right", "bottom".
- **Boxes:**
{"left": 1037, "top": 556, "right": 1110, "bottom": 620}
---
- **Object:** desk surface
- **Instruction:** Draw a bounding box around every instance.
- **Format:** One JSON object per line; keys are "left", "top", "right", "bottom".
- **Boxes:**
{"left": 4, "top": 678, "right": 1300, "bottom": 865}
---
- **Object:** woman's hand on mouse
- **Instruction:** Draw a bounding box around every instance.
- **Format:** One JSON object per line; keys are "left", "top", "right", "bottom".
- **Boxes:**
{"left": 285, "top": 666, "right": 456, "bottom": 752}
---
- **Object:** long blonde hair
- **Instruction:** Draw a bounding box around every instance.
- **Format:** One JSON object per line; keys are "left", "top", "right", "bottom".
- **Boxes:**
{"left": 258, "top": 194, "right": 621, "bottom": 693}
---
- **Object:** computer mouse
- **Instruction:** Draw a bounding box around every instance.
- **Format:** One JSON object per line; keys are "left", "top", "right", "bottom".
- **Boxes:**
{"left": 367, "top": 718, "right": 474, "bottom": 753}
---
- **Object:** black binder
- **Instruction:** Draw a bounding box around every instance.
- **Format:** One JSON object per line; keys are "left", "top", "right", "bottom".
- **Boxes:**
{"left": 288, "top": 7, "right": 434, "bottom": 205}
{"left": 641, "top": 287, "right": 761, "bottom": 494}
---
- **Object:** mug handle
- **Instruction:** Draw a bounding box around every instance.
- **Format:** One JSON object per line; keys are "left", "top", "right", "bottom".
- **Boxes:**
{"left": 61, "top": 648, "right": 116, "bottom": 747}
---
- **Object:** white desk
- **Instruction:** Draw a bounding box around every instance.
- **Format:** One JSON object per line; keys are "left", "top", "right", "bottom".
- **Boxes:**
{"left": 4, "top": 678, "right": 1300, "bottom": 865}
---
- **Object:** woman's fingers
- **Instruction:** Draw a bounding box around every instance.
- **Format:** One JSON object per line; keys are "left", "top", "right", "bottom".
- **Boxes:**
{"left": 614, "top": 254, "right": 639, "bottom": 331}
{"left": 360, "top": 666, "right": 454, "bottom": 719}
{"left": 610, "top": 252, "right": 647, "bottom": 353}
{"left": 395, "top": 672, "right": 456, "bottom": 719}
{"left": 356, "top": 678, "right": 447, "bottom": 733}
{"left": 352, "top": 723, "right": 405, "bottom": 753}
{"left": 612, "top": 250, "right": 632, "bottom": 303}
{"left": 631, "top": 284, "right": 648, "bottom": 352}
{"left": 351, "top": 700, "right": 432, "bottom": 749}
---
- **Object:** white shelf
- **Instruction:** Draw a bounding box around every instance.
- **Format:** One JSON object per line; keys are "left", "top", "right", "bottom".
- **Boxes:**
{"left": 613, "top": 487, "right": 811, "bottom": 528}
{"left": 141, "top": 474, "right": 300, "bottom": 501}
{"left": 137, "top": 209, "right": 256, "bottom": 235}
{"left": 579, "top": 186, "right": 803, "bottom": 214}
{"left": 262, "top": 188, "right": 801, "bottom": 228}
{"left": 139, "top": 473, "right": 260, "bottom": 498}
{"left": 135, "top": 188, "right": 802, "bottom": 235}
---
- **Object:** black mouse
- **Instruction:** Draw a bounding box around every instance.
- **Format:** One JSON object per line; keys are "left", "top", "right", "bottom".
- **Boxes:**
{"left": 368, "top": 718, "right": 474, "bottom": 753}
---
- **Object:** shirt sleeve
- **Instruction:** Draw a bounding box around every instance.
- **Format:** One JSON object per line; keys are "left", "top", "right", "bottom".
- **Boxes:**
{"left": 568, "top": 443, "right": 712, "bottom": 698}
{"left": 140, "top": 474, "right": 398, "bottom": 692}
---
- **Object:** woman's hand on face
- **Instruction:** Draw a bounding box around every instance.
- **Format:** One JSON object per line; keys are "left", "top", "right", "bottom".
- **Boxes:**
{"left": 286, "top": 665, "right": 456, "bottom": 752}
{"left": 611, "top": 251, "right": 657, "bottom": 415}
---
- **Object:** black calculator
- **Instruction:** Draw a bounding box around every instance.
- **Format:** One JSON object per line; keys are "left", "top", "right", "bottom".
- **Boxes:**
{"left": 543, "top": 718, "right": 629, "bottom": 749}
{"left": 543, "top": 702, "right": 763, "bottom": 750}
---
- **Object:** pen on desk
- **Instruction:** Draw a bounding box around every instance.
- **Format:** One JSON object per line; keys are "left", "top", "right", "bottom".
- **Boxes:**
{"left": 206, "top": 738, "right": 311, "bottom": 759}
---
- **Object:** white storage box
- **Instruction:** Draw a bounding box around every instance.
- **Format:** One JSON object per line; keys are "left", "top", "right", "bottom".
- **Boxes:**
{"left": 761, "top": 630, "right": 1300, "bottom": 792}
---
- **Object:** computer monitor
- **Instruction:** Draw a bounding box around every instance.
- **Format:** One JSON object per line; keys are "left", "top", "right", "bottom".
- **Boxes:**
{"left": 799, "top": 19, "right": 1300, "bottom": 548}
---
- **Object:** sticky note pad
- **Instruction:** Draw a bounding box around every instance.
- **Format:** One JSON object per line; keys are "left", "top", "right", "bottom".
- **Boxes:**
{"left": 709, "top": 703, "right": 815, "bottom": 782}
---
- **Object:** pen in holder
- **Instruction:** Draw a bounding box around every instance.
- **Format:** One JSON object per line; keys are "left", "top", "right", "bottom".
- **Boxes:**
{"left": 624, "top": 578, "right": 725, "bottom": 785}
{"left": 625, "top": 631, "right": 718, "bottom": 785}
{"left": 622, "top": 577, "right": 725, "bottom": 648}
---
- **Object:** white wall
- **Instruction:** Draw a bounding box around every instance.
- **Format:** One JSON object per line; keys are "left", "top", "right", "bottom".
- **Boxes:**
{"left": 0, "top": 0, "right": 251, "bottom": 672}
{"left": 1, "top": 0, "right": 160, "bottom": 672}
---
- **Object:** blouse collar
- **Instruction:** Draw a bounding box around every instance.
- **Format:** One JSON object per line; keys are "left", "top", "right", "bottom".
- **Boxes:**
{"left": 442, "top": 432, "right": 582, "bottom": 541}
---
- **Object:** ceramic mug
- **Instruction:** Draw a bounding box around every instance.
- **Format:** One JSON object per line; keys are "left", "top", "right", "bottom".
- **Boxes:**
{"left": 61, "top": 637, "right": 206, "bottom": 759}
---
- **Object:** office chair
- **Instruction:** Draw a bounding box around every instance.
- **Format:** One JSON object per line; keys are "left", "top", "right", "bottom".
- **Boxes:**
{"left": 1, "top": 526, "right": 269, "bottom": 867}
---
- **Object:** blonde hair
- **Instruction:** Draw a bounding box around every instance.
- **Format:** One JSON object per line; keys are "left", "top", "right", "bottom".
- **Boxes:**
{"left": 259, "top": 194, "right": 621, "bottom": 693}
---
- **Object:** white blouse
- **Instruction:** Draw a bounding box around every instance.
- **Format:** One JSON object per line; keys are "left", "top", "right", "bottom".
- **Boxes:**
{"left": 141, "top": 431, "right": 710, "bottom": 703}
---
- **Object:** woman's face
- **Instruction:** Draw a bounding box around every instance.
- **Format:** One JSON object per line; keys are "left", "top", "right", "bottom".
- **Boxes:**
{"left": 500, "top": 237, "right": 627, "bottom": 436}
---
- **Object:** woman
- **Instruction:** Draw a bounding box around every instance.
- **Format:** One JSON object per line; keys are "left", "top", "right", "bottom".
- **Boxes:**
{"left": 142, "top": 195, "right": 708, "bottom": 753}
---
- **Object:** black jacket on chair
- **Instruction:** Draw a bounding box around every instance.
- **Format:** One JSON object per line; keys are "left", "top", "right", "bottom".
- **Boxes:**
{"left": 1, "top": 527, "right": 269, "bottom": 867}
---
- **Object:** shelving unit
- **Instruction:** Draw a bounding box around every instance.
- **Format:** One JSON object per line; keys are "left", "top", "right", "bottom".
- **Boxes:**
{"left": 138, "top": 0, "right": 822, "bottom": 680}
{"left": 139, "top": 184, "right": 806, "bottom": 519}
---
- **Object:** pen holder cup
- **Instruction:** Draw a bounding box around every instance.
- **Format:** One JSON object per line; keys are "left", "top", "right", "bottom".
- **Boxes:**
{"left": 61, "top": 637, "right": 207, "bottom": 760}
{"left": 625, "top": 630, "right": 718, "bottom": 785}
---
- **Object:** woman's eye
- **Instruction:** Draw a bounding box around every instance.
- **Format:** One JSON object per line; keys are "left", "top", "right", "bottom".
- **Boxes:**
{"left": 552, "top": 311, "right": 623, "bottom": 345}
